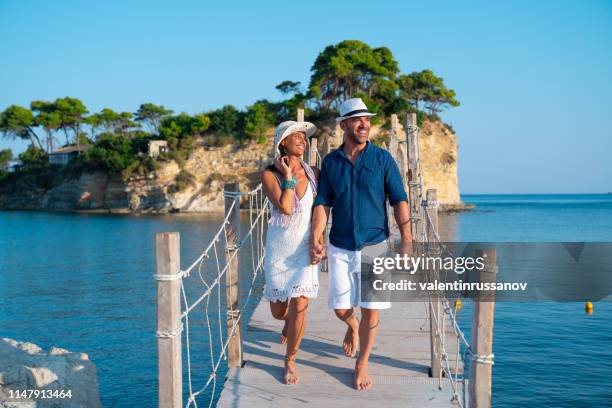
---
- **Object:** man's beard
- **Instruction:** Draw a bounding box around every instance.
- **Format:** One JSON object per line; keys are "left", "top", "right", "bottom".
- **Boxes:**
{"left": 346, "top": 127, "right": 369, "bottom": 145}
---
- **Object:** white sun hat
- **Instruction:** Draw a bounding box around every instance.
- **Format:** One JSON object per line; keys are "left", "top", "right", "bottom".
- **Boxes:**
{"left": 273, "top": 120, "right": 317, "bottom": 157}
{"left": 336, "top": 97, "right": 377, "bottom": 123}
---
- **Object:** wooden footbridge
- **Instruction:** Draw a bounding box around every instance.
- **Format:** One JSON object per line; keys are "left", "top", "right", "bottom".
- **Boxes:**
{"left": 154, "top": 111, "right": 496, "bottom": 408}
{"left": 218, "top": 279, "right": 465, "bottom": 407}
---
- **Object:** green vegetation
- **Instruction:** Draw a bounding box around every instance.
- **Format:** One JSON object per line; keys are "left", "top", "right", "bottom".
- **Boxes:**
{"left": 168, "top": 169, "right": 196, "bottom": 193}
{"left": 0, "top": 40, "right": 459, "bottom": 189}
{"left": 134, "top": 103, "right": 173, "bottom": 134}
{"left": 244, "top": 102, "right": 274, "bottom": 144}
{"left": 0, "top": 149, "right": 12, "bottom": 168}
{"left": 18, "top": 145, "right": 49, "bottom": 169}
{"left": 0, "top": 149, "right": 12, "bottom": 182}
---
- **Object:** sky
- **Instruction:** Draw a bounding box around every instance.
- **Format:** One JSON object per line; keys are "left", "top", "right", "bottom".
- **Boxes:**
{"left": 1, "top": 0, "right": 611, "bottom": 194}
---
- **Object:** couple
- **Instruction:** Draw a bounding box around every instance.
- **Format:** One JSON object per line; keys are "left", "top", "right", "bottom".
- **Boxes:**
{"left": 261, "top": 98, "right": 413, "bottom": 390}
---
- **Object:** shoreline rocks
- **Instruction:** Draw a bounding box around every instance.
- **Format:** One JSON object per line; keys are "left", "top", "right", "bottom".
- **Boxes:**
{"left": 0, "top": 338, "right": 102, "bottom": 408}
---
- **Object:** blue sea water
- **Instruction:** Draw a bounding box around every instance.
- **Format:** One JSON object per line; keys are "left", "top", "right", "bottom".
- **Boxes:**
{"left": 445, "top": 194, "right": 612, "bottom": 407}
{"left": 0, "top": 194, "right": 611, "bottom": 407}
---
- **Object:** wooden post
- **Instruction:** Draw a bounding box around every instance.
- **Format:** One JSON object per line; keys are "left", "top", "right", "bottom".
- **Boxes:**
{"left": 469, "top": 249, "right": 497, "bottom": 408}
{"left": 391, "top": 113, "right": 399, "bottom": 132}
{"left": 406, "top": 113, "right": 424, "bottom": 243}
{"left": 389, "top": 113, "right": 409, "bottom": 190}
{"left": 397, "top": 143, "right": 409, "bottom": 190}
{"left": 425, "top": 189, "right": 442, "bottom": 379}
{"left": 385, "top": 114, "right": 401, "bottom": 232}
{"left": 156, "top": 232, "right": 182, "bottom": 408}
{"left": 389, "top": 115, "right": 399, "bottom": 163}
{"left": 309, "top": 137, "right": 318, "bottom": 167}
{"left": 390, "top": 113, "right": 399, "bottom": 156}
{"left": 298, "top": 108, "right": 308, "bottom": 161}
{"left": 224, "top": 182, "right": 243, "bottom": 368}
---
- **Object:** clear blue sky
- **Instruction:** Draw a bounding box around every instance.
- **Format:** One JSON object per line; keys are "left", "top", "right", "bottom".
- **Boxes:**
{"left": 1, "top": 0, "right": 610, "bottom": 194}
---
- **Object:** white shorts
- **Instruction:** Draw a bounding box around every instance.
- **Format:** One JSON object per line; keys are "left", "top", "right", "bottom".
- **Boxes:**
{"left": 327, "top": 241, "right": 392, "bottom": 310}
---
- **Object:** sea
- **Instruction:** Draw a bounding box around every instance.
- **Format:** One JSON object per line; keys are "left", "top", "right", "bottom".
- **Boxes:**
{"left": 0, "top": 194, "right": 610, "bottom": 407}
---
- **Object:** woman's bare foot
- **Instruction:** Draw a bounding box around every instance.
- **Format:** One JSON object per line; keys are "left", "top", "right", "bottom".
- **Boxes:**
{"left": 342, "top": 325, "right": 359, "bottom": 357}
{"left": 354, "top": 360, "right": 372, "bottom": 390}
{"left": 280, "top": 320, "right": 289, "bottom": 345}
{"left": 284, "top": 358, "right": 298, "bottom": 385}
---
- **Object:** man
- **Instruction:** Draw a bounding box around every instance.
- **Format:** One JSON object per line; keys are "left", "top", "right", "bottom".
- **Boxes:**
{"left": 310, "top": 97, "right": 413, "bottom": 390}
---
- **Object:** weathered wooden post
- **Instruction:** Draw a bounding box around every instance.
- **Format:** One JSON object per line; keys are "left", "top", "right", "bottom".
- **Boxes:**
{"left": 309, "top": 137, "right": 318, "bottom": 167}
{"left": 224, "top": 182, "right": 243, "bottom": 368}
{"left": 406, "top": 113, "right": 424, "bottom": 243}
{"left": 469, "top": 249, "right": 497, "bottom": 408}
{"left": 156, "top": 232, "right": 183, "bottom": 408}
{"left": 390, "top": 114, "right": 408, "bottom": 187}
{"left": 389, "top": 114, "right": 399, "bottom": 162}
{"left": 391, "top": 113, "right": 399, "bottom": 132}
{"left": 425, "top": 189, "right": 442, "bottom": 379}
{"left": 385, "top": 114, "right": 401, "bottom": 232}
{"left": 297, "top": 108, "right": 309, "bottom": 161}
{"left": 398, "top": 143, "right": 409, "bottom": 188}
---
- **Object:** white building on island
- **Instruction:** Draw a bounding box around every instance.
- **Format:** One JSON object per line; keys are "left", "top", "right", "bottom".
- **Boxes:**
{"left": 147, "top": 140, "right": 168, "bottom": 158}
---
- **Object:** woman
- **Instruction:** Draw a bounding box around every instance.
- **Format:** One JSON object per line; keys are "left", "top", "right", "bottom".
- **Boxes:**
{"left": 261, "top": 120, "right": 320, "bottom": 385}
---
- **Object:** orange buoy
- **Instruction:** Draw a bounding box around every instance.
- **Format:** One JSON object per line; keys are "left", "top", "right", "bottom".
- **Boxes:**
{"left": 585, "top": 302, "right": 593, "bottom": 315}
{"left": 454, "top": 299, "right": 462, "bottom": 312}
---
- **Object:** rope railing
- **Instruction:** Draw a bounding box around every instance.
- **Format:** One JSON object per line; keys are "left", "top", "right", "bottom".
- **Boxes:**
{"left": 155, "top": 182, "right": 269, "bottom": 408}
{"left": 418, "top": 198, "right": 469, "bottom": 407}
{"left": 400, "top": 112, "right": 474, "bottom": 408}
{"left": 420, "top": 196, "right": 498, "bottom": 408}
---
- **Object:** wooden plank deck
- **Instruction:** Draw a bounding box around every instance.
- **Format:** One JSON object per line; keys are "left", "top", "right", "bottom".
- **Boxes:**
{"left": 218, "top": 269, "right": 464, "bottom": 407}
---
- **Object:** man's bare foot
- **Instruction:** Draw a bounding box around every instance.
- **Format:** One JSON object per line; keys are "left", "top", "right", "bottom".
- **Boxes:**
{"left": 342, "top": 325, "right": 359, "bottom": 357}
{"left": 284, "top": 359, "right": 298, "bottom": 385}
{"left": 354, "top": 360, "right": 372, "bottom": 390}
{"left": 280, "top": 320, "right": 288, "bottom": 345}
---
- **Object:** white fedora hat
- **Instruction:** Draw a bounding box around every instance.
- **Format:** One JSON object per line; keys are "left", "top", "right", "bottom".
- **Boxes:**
{"left": 336, "top": 97, "right": 377, "bottom": 123}
{"left": 273, "top": 120, "right": 317, "bottom": 157}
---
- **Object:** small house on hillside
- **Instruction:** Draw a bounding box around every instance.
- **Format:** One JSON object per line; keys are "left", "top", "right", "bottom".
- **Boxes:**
{"left": 147, "top": 140, "right": 168, "bottom": 158}
{"left": 49, "top": 145, "right": 92, "bottom": 165}
{"left": 5, "top": 159, "right": 22, "bottom": 173}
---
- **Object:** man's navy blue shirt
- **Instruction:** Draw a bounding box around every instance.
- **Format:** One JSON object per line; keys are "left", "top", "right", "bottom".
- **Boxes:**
{"left": 313, "top": 141, "right": 408, "bottom": 251}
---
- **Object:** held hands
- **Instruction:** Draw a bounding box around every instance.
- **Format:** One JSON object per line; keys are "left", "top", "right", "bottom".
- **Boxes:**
{"left": 310, "top": 235, "right": 326, "bottom": 265}
{"left": 273, "top": 156, "right": 293, "bottom": 180}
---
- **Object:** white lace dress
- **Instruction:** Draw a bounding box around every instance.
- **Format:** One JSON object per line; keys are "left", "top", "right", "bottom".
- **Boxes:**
{"left": 263, "top": 182, "right": 319, "bottom": 302}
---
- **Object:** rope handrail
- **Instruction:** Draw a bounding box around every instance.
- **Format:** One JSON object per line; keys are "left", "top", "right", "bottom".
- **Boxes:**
{"left": 185, "top": 253, "right": 266, "bottom": 405}
{"left": 419, "top": 196, "right": 477, "bottom": 408}
{"left": 172, "top": 182, "right": 268, "bottom": 408}
{"left": 180, "top": 199, "right": 237, "bottom": 278}
{"left": 181, "top": 197, "right": 269, "bottom": 318}
{"left": 405, "top": 120, "right": 471, "bottom": 407}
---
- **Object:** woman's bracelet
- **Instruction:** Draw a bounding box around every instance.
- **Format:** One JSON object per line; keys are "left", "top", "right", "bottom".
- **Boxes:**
{"left": 281, "top": 177, "right": 298, "bottom": 190}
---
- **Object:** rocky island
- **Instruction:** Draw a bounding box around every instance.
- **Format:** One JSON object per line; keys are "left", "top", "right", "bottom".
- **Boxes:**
{"left": 0, "top": 40, "right": 471, "bottom": 214}
{"left": 0, "top": 118, "right": 467, "bottom": 214}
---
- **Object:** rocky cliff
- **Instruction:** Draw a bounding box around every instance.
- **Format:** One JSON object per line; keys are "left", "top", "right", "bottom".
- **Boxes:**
{"left": 0, "top": 120, "right": 465, "bottom": 213}
{"left": 405, "top": 120, "right": 463, "bottom": 208}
